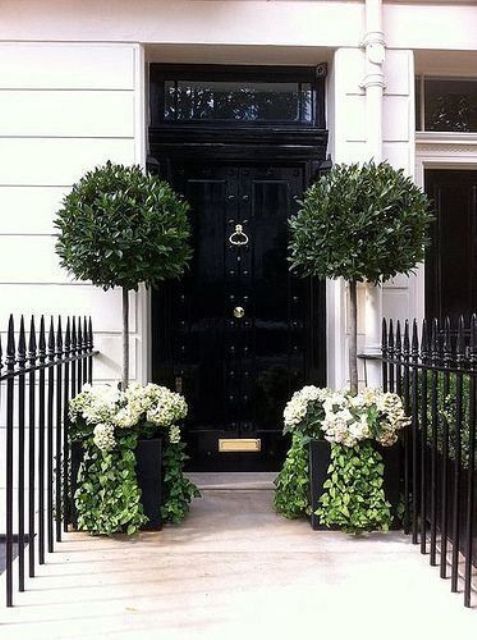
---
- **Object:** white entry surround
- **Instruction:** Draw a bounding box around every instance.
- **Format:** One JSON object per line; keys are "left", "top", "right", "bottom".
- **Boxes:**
{"left": 0, "top": 0, "right": 477, "bottom": 390}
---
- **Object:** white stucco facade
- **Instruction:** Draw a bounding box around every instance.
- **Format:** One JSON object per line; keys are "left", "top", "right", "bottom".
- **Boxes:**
{"left": 0, "top": 0, "right": 476, "bottom": 390}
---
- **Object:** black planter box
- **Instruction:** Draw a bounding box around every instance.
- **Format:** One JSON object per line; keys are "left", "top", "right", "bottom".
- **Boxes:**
{"left": 135, "top": 437, "right": 163, "bottom": 530}
{"left": 309, "top": 439, "right": 402, "bottom": 531}
{"left": 70, "top": 436, "right": 163, "bottom": 531}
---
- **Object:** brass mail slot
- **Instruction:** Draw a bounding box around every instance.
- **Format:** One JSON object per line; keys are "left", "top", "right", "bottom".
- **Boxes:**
{"left": 218, "top": 438, "right": 261, "bottom": 453}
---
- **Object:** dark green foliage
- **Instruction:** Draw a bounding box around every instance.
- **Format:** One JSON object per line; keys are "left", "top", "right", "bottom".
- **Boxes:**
{"left": 317, "top": 443, "right": 392, "bottom": 534}
{"left": 55, "top": 161, "right": 191, "bottom": 291}
{"left": 288, "top": 161, "right": 433, "bottom": 285}
{"left": 75, "top": 433, "right": 147, "bottom": 536}
{"left": 161, "top": 441, "right": 201, "bottom": 524}
{"left": 274, "top": 434, "right": 312, "bottom": 519}
{"left": 419, "top": 371, "right": 476, "bottom": 469}
{"left": 72, "top": 420, "right": 200, "bottom": 535}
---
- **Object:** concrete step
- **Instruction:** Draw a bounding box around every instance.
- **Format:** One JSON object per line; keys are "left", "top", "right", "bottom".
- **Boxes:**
{"left": 186, "top": 472, "right": 277, "bottom": 490}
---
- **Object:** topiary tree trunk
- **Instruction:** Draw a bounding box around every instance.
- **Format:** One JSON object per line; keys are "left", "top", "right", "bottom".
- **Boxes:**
{"left": 348, "top": 280, "right": 358, "bottom": 395}
{"left": 122, "top": 287, "right": 130, "bottom": 390}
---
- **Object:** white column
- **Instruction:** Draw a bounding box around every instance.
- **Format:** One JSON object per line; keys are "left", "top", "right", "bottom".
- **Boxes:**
{"left": 362, "top": 0, "right": 385, "bottom": 386}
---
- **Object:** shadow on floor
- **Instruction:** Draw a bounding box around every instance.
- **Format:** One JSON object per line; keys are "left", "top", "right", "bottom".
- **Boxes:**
{"left": 0, "top": 540, "right": 18, "bottom": 575}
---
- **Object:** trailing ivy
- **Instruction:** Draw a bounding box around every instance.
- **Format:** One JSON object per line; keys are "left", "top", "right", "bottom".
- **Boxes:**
{"left": 274, "top": 434, "right": 311, "bottom": 519}
{"left": 161, "top": 441, "right": 201, "bottom": 524}
{"left": 75, "top": 432, "right": 147, "bottom": 536}
{"left": 70, "top": 384, "right": 199, "bottom": 536}
{"left": 75, "top": 433, "right": 200, "bottom": 535}
{"left": 316, "top": 442, "right": 392, "bottom": 534}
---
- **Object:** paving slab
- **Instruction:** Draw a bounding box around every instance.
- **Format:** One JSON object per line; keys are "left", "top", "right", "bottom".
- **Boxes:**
{"left": 0, "top": 477, "right": 475, "bottom": 639}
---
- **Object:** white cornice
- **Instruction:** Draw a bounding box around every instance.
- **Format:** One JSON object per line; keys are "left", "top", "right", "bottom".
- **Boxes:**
{"left": 416, "top": 131, "right": 477, "bottom": 146}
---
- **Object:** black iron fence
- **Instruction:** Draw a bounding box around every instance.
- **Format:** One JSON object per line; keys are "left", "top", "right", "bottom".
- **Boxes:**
{"left": 380, "top": 315, "right": 477, "bottom": 608}
{"left": 1, "top": 315, "right": 96, "bottom": 607}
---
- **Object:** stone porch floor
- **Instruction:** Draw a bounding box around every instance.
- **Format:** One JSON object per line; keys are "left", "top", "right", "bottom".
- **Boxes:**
{"left": 0, "top": 473, "right": 475, "bottom": 638}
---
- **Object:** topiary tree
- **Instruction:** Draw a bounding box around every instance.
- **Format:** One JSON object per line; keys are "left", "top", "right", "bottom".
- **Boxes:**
{"left": 288, "top": 161, "right": 433, "bottom": 393}
{"left": 55, "top": 161, "right": 191, "bottom": 389}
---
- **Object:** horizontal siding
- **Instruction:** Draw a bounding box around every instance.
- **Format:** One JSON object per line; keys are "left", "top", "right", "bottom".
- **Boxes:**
{"left": 0, "top": 42, "right": 145, "bottom": 398}
{"left": 0, "top": 285, "right": 138, "bottom": 333}
{"left": 0, "top": 138, "right": 136, "bottom": 186}
{"left": 0, "top": 42, "right": 142, "bottom": 525}
{"left": 0, "top": 236, "right": 70, "bottom": 283}
{"left": 0, "top": 43, "right": 135, "bottom": 90}
{"left": 0, "top": 91, "right": 135, "bottom": 138}
{"left": 0, "top": 186, "right": 65, "bottom": 234}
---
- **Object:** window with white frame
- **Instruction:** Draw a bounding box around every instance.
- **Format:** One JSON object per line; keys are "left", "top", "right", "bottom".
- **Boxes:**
{"left": 416, "top": 76, "right": 477, "bottom": 133}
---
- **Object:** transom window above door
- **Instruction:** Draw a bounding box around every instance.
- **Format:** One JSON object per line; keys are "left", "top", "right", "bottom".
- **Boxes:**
{"left": 416, "top": 76, "right": 477, "bottom": 133}
{"left": 150, "top": 64, "right": 326, "bottom": 128}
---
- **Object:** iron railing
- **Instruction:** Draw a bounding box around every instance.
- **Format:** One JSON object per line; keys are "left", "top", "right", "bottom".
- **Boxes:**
{"left": 380, "top": 315, "right": 477, "bottom": 608}
{"left": 1, "top": 315, "right": 96, "bottom": 607}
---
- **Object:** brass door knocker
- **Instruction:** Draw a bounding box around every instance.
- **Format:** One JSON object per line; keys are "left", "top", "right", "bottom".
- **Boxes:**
{"left": 228, "top": 224, "right": 249, "bottom": 247}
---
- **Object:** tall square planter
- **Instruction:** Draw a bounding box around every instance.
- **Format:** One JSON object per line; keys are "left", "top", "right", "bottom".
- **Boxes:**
{"left": 309, "top": 439, "right": 402, "bottom": 531}
{"left": 70, "top": 436, "right": 163, "bottom": 531}
{"left": 135, "top": 437, "right": 163, "bottom": 530}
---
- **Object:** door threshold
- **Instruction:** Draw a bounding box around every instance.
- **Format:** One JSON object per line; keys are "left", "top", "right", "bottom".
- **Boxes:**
{"left": 186, "top": 472, "right": 277, "bottom": 490}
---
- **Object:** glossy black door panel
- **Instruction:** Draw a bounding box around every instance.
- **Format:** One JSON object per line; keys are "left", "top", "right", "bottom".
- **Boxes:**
{"left": 152, "top": 161, "right": 325, "bottom": 471}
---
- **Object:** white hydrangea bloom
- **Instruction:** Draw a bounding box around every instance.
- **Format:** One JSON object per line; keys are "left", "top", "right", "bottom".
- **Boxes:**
{"left": 93, "top": 423, "right": 116, "bottom": 452}
{"left": 362, "top": 387, "right": 378, "bottom": 406}
{"left": 283, "top": 394, "right": 308, "bottom": 429}
{"left": 285, "top": 384, "right": 409, "bottom": 449}
{"left": 113, "top": 405, "right": 142, "bottom": 429}
{"left": 322, "top": 391, "right": 348, "bottom": 415}
{"left": 146, "top": 387, "right": 188, "bottom": 428}
{"left": 69, "top": 384, "right": 121, "bottom": 425}
{"left": 169, "top": 425, "right": 181, "bottom": 444}
{"left": 283, "top": 385, "right": 332, "bottom": 431}
{"left": 375, "top": 392, "right": 410, "bottom": 447}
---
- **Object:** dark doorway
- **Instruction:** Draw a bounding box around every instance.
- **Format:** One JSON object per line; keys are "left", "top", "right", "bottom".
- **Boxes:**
{"left": 149, "top": 65, "right": 328, "bottom": 471}
{"left": 425, "top": 169, "right": 477, "bottom": 323}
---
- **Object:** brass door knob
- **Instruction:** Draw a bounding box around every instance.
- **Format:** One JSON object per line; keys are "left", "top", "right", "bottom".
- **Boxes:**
{"left": 233, "top": 306, "right": 245, "bottom": 319}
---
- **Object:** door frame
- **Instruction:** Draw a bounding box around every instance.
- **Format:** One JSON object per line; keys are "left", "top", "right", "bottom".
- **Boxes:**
{"left": 414, "top": 132, "right": 477, "bottom": 325}
{"left": 147, "top": 64, "right": 329, "bottom": 469}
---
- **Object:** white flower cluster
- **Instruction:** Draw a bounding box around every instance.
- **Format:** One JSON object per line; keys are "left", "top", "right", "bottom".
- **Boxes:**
{"left": 169, "top": 425, "right": 181, "bottom": 444}
{"left": 93, "top": 423, "right": 116, "bottom": 452}
{"left": 283, "top": 385, "right": 409, "bottom": 448}
{"left": 321, "top": 396, "right": 371, "bottom": 447}
{"left": 283, "top": 385, "right": 331, "bottom": 431}
{"left": 145, "top": 389, "right": 188, "bottom": 428}
{"left": 69, "top": 383, "right": 120, "bottom": 426}
{"left": 375, "top": 391, "right": 410, "bottom": 447}
{"left": 70, "top": 383, "right": 188, "bottom": 452}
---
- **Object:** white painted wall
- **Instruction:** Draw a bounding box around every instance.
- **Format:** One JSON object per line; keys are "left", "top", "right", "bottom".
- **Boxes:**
{"left": 0, "top": 42, "right": 147, "bottom": 384}
{"left": 0, "top": 41, "right": 147, "bottom": 531}
{"left": 0, "top": 1, "right": 364, "bottom": 48}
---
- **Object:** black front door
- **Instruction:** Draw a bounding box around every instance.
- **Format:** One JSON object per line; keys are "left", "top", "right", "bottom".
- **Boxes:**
{"left": 425, "top": 170, "right": 477, "bottom": 323}
{"left": 152, "top": 162, "right": 325, "bottom": 471}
